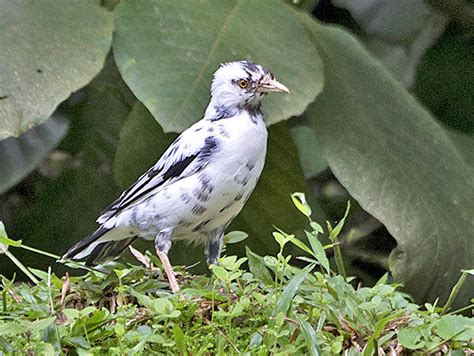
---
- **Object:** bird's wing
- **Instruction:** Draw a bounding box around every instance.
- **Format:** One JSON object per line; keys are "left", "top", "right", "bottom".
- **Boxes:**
{"left": 97, "top": 121, "right": 214, "bottom": 223}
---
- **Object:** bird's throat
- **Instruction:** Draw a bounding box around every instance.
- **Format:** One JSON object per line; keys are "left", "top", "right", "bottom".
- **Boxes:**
{"left": 206, "top": 100, "right": 262, "bottom": 123}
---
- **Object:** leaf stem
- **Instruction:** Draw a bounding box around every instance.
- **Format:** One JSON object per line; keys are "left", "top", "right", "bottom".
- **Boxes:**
{"left": 47, "top": 266, "right": 55, "bottom": 314}
{"left": 4, "top": 250, "right": 39, "bottom": 285}
{"left": 2, "top": 289, "right": 7, "bottom": 312}
{"left": 18, "top": 244, "right": 60, "bottom": 259}
{"left": 441, "top": 271, "right": 468, "bottom": 315}
{"left": 447, "top": 303, "right": 474, "bottom": 315}
{"left": 331, "top": 235, "right": 346, "bottom": 278}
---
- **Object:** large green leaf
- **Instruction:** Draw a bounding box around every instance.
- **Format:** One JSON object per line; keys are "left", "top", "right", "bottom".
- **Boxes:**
{"left": 0, "top": 0, "right": 114, "bottom": 139}
{"left": 0, "top": 115, "right": 69, "bottom": 194}
{"left": 114, "top": 103, "right": 177, "bottom": 189}
{"left": 113, "top": 103, "right": 318, "bottom": 266}
{"left": 289, "top": 114, "right": 328, "bottom": 179}
{"left": 113, "top": 0, "right": 323, "bottom": 133}
{"left": 446, "top": 130, "right": 474, "bottom": 168}
{"left": 299, "top": 17, "right": 474, "bottom": 306}
{"left": 2, "top": 61, "right": 135, "bottom": 276}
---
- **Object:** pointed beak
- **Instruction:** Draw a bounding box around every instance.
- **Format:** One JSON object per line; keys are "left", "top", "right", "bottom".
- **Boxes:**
{"left": 257, "top": 78, "right": 290, "bottom": 94}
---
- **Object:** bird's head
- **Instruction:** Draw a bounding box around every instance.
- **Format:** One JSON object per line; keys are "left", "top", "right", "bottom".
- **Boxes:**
{"left": 210, "top": 60, "right": 289, "bottom": 111}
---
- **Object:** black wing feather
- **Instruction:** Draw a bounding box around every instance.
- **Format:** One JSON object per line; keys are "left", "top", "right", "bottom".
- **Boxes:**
{"left": 115, "top": 153, "right": 199, "bottom": 213}
{"left": 99, "top": 152, "right": 200, "bottom": 219}
{"left": 97, "top": 127, "right": 219, "bottom": 224}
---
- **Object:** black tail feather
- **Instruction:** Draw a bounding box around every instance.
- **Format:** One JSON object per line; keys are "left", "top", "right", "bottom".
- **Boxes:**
{"left": 61, "top": 227, "right": 110, "bottom": 261}
{"left": 85, "top": 236, "right": 137, "bottom": 266}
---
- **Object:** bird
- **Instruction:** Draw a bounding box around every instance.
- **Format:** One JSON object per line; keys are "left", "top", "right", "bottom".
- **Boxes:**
{"left": 60, "top": 60, "right": 290, "bottom": 293}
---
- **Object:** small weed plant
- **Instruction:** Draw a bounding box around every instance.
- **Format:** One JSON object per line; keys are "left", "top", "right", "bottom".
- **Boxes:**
{"left": 0, "top": 194, "right": 473, "bottom": 355}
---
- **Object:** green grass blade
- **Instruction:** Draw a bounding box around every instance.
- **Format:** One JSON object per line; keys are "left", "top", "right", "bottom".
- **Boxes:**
{"left": 273, "top": 264, "right": 313, "bottom": 316}
{"left": 173, "top": 324, "right": 186, "bottom": 355}
{"left": 441, "top": 270, "right": 470, "bottom": 315}
{"left": 299, "top": 319, "right": 321, "bottom": 356}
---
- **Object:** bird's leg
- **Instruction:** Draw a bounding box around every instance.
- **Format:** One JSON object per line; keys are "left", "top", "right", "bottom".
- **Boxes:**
{"left": 156, "top": 251, "right": 180, "bottom": 293}
{"left": 155, "top": 229, "right": 180, "bottom": 293}
{"left": 204, "top": 230, "right": 224, "bottom": 266}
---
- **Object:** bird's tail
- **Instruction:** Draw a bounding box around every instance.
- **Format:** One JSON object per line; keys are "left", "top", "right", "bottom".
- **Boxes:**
{"left": 60, "top": 227, "right": 137, "bottom": 266}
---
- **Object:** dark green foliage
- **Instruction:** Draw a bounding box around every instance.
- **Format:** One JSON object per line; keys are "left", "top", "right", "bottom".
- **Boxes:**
{"left": 414, "top": 24, "right": 474, "bottom": 134}
{"left": 0, "top": 0, "right": 472, "bottom": 312}
{"left": 298, "top": 17, "right": 474, "bottom": 307}
{"left": 1, "top": 203, "right": 472, "bottom": 354}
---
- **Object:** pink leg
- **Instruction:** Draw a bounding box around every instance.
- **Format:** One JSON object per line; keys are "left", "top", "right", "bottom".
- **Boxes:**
{"left": 156, "top": 250, "right": 180, "bottom": 293}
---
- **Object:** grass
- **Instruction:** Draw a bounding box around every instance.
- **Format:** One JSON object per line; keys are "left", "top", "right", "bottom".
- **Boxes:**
{"left": 0, "top": 194, "right": 473, "bottom": 355}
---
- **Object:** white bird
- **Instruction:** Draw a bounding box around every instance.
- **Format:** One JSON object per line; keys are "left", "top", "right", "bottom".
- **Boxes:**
{"left": 60, "top": 60, "right": 289, "bottom": 293}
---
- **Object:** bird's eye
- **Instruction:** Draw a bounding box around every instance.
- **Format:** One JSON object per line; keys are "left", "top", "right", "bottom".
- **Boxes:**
{"left": 237, "top": 79, "right": 249, "bottom": 89}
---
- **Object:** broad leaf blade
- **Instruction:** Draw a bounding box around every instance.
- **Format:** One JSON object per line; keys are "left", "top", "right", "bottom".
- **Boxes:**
{"left": 435, "top": 315, "right": 474, "bottom": 342}
{"left": 246, "top": 247, "right": 273, "bottom": 286}
{"left": 0, "top": 0, "right": 113, "bottom": 138}
{"left": 300, "top": 17, "right": 474, "bottom": 306}
{"left": 0, "top": 115, "right": 69, "bottom": 194}
{"left": 224, "top": 231, "right": 248, "bottom": 244}
{"left": 289, "top": 114, "right": 328, "bottom": 179}
{"left": 3, "top": 62, "right": 135, "bottom": 276}
{"left": 113, "top": 103, "right": 176, "bottom": 188}
{"left": 113, "top": 0, "right": 323, "bottom": 132}
{"left": 304, "top": 231, "right": 330, "bottom": 274}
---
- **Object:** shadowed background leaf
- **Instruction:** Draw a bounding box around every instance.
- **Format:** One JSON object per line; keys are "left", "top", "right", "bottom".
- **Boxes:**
{"left": 414, "top": 24, "right": 474, "bottom": 134}
{"left": 1, "top": 62, "right": 135, "bottom": 275}
{"left": 0, "top": 115, "right": 69, "bottom": 194}
{"left": 114, "top": 103, "right": 177, "bottom": 188}
{"left": 446, "top": 129, "right": 474, "bottom": 167}
{"left": 289, "top": 114, "right": 328, "bottom": 179}
{"left": 299, "top": 16, "right": 474, "bottom": 307}
{"left": 0, "top": 0, "right": 114, "bottom": 139}
{"left": 113, "top": 0, "right": 323, "bottom": 132}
